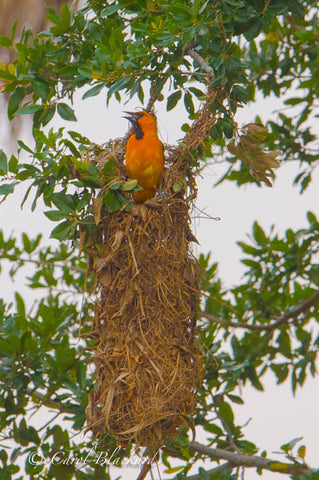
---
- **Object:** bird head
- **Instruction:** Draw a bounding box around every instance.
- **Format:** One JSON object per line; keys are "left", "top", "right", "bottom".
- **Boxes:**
{"left": 124, "top": 110, "right": 157, "bottom": 139}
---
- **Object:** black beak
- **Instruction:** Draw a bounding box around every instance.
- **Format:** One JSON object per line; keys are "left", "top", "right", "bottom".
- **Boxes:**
{"left": 123, "top": 111, "right": 144, "bottom": 123}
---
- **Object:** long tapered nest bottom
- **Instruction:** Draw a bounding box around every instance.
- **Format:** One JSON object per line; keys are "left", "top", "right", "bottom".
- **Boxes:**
{"left": 86, "top": 192, "right": 203, "bottom": 448}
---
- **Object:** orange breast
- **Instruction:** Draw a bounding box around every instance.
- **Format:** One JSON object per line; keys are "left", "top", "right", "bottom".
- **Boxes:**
{"left": 125, "top": 133, "right": 164, "bottom": 192}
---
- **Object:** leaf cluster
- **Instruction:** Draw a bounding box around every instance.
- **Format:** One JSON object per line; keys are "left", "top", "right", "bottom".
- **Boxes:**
{"left": 220, "top": 2, "right": 319, "bottom": 188}
{"left": 200, "top": 213, "right": 319, "bottom": 400}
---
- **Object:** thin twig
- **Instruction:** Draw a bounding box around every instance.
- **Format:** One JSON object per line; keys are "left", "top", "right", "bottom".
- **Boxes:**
{"left": 26, "top": 388, "right": 75, "bottom": 413}
{"left": 201, "top": 288, "right": 319, "bottom": 332}
{"left": 213, "top": 400, "right": 238, "bottom": 451}
{"left": 135, "top": 448, "right": 158, "bottom": 480}
{"left": 136, "top": 462, "right": 152, "bottom": 480}
{"left": 2, "top": 256, "right": 86, "bottom": 273}
{"left": 187, "top": 442, "right": 313, "bottom": 476}
{"left": 38, "top": 411, "right": 61, "bottom": 432}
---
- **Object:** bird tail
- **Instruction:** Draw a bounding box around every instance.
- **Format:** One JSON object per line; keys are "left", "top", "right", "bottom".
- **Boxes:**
{"left": 134, "top": 189, "right": 156, "bottom": 203}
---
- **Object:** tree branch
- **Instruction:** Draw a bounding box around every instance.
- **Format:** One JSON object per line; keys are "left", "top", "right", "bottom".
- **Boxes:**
{"left": 273, "top": 288, "right": 319, "bottom": 326}
{"left": 201, "top": 288, "right": 319, "bottom": 332}
{"left": 188, "top": 441, "right": 313, "bottom": 476}
{"left": 145, "top": 79, "right": 162, "bottom": 112}
{"left": 185, "top": 48, "right": 214, "bottom": 79}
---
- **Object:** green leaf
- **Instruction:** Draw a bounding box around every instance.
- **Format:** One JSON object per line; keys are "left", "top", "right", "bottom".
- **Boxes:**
{"left": 121, "top": 179, "right": 138, "bottom": 191}
{"left": 23, "top": 426, "right": 40, "bottom": 445}
{"left": 9, "top": 154, "right": 18, "bottom": 173}
{"left": 210, "top": 124, "right": 221, "bottom": 140}
{"left": 110, "top": 182, "right": 122, "bottom": 190}
{"left": 78, "top": 66, "right": 93, "bottom": 79}
{"left": 8, "top": 87, "right": 26, "bottom": 118}
{"left": 0, "top": 182, "right": 16, "bottom": 196}
{"left": 231, "top": 85, "right": 250, "bottom": 104}
{"left": 288, "top": 0, "right": 305, "bottom": 16}
{"left": 41, "top": 104, "right": 56, "bottom": 126}
{"left": 218, "top": 402, "right": 234, "bottom": 427}
{"left": 103, "top": 190, "right": 124, "bottom": 212}
{"left": 15, "top": 292, "right": 26, "bottom": 317}
{"left": 22, "top": 233, "right": 32, "bottom": 253}
{"left": 220, "top": 118, "right": 234, "bottom": 138}
{"left": 33, "top": 81, "right": 51, "bottom": 100}
{"left": 57, "top": 103, "right": 77, "bottom": 122}
{"left": 247, "top": 367, "right": 264, "bottom": 391}
{"left": 298, "top": 78, "right": 317, "bottom": 89}
{"left": 241, "top": 259, "right": 260, "bottom": 269}
{"left": 14, "top": 104, "right": 42, "bottom": 116}
{"left": 237, "top": 241, "right": 259, "bottom": 255}
{"left": 300, "top": 173, "right": 311, "bottom": 193}
{"left": 82, "top": 83, "right": 104, "bottom": 100}
{"left": 0, "top": 65, "right": 15, "bottom": 81}
{"left": 271, "top": 363, "right": 289, "bottom": 384}
{"left": 284, "top": 97, "right": 306, "bottom": 106}
{"left": 298, "top": 445, "right": 306, "bottom": 459}
{"left": 51, "top": 192, "right": 78, "bottom": 214}
{"left": 25, "top": 458, "right": 43, "bottom": 476}
{"left": 281, "top": 437, "right": 303, "bottom": 453}
{"left": 237, "top": 439, "right": 258, "bottom": 454}
{"left": 244, "top": 17, "right": 264, "bottom": 41}
{"left": 18, "top": 140, "right": 34, "bottom": 154}
{"left": 107, "top": 76, "right": 131, "bottom": 104}
{"left": 76, "top": 362, "right": 87, "bottom": 389}
{"left": 61, "top": 3, "right": 72, "bottom": 27}
{"left": 307, "top": 211, "right": 318, "bottom": 225}
{"left": 164, "top": 466, "right": 185, "bottom": 474}
{"left": 184, "top": 90, "right": 195, "bottom": 115}
{"left": 166, "top": 91, "right": 182, "bottom": 111}
{"left": 44, "top": 210, "right": 68, "bottom": 221}
{"left": 0, "top": 35, "right": 12, "bottom": 47}
{"left": 138, "top": 84, "right": 144, "bottom": 104}
{"left": 227, "top": 393, "right": 244, "bottom": 405}
{"left": 0, "top": 149, "right": 8, "bottom": 175}
{"left": 203, "top": 423, "right": 223, "bottom": 435}
{"left": 50, "top": 220, "right": 77, "bottom": 240}
{"left": 199, "top": 0, "right": 210, "bottom": 14}
{"left": 188, "top": 87, "right": 205, "bottom": 99}
{"left": 46, "top": 6, "right": 62, "bottom": 26}
{"left": 253, "top": 221, "right": 268, "bottom": 245}
{"left": 101, "top": 4, "right": 121, "bottom": 16}
{"left": 277, "top": 330, "right": 292, "bottom": 359}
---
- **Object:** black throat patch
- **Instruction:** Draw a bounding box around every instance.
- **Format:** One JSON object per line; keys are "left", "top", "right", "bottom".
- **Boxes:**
{"left": 133, "top": 122, "right": 144, "bottom": 140}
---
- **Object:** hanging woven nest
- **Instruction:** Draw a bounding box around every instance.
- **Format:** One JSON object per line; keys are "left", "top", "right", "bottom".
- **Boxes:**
{"left": 85, "top": 104, "right": 215, "bottom": 448}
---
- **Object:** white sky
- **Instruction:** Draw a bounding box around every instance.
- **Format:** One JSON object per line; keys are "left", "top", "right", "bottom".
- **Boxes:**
{"left": 0, "top": 85, "right": 318, "bottom": 479}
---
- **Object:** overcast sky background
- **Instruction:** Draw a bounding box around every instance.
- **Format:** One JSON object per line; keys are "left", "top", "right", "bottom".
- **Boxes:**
{"left": 0, "top": 82, "right": 318, "bottom": 479}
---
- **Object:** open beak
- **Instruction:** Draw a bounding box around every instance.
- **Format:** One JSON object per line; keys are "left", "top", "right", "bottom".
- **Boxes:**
{"left": 123, "top": 111, "right": 144, "bottom": 124}
{"left": 123, "top": 112, "right": 138, "bottom": 123}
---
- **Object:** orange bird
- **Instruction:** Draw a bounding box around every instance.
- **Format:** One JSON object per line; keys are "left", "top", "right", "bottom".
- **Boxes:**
{"left": 124, "top": 110, "right": 164, "bottom": 203}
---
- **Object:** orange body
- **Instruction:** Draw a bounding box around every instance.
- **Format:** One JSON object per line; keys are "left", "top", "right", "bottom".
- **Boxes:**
{"left": 125, "top": 111, "right": 164, "bottom": 203}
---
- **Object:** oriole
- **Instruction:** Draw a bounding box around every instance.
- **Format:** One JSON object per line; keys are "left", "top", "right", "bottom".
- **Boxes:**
{"left": 124, "top": 110, "right": 164, "bottom": 203}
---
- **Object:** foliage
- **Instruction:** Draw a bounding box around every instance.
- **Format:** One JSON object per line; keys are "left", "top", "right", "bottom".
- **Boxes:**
{"left": 0, "top": 0, "right": 318, "bottom": 479}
